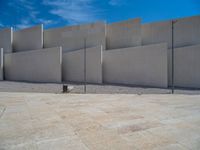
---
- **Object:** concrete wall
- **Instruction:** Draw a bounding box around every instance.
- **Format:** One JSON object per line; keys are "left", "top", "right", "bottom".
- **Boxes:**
{"left": 174, "top": 44, "right": 200, "bottom": 88}
{"left": 44, "top": 22, "right": 106, "bottom": 52}
{"left": 142, "top": 16, "right": 200, "bottom": 49}
{"left": 62, "top": 46, "right": 102, "bottom": 83}
{"left": 0, "top": 28, "right": 13, "bottom": 53}
{"left": 174, "top": 16, "right": 200, "bottom": 48}
{"left": 4, "top": 47, "right": 62, "bottom": 83}
{"left": 106, "top": 18, "right": 141, "bottom": 50}
{"left": 142, "top": 21, "right": 172, "bottom": 49}
{"left": 13, "top": 25, "right": 43, "bottom": 52}
{"left": 0, "top": 48, "right": 3, "bottom": 80}
{"left": 103, "top": 43, "right": 168, "bottom": 88}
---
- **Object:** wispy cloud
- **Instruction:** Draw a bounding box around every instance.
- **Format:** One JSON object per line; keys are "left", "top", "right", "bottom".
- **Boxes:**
{"left": 43, "top": 0, "right": 101, "bottom": 25}
{"left": 0, "top": 23, "right": 3, "bottom": 27}
{"left": 7, "top": 0, "right": 54, "bottom": 29}
{"left": 109, "top": 0, "right": 126, "bottom": 6}
{"left": 15, "top": 19, "right": 33, "bottom": 29}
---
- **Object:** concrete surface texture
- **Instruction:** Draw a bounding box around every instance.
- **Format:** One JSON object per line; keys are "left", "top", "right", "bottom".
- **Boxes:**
{"left": 13, "top": 25, "right": 43, "bottom": 52}
{"left": 62, "top": 46, "right": 102, "bottom": 83}
{"left": 103, "top": 43, "right": 168, "bottom": 88}
{"left": 142, "top": 21, "right": 172, "bottom": 49}
{"left": 0, "top": 28, "right": 13, "bottom": 53}
{"left": 0, "top": 81, "right": 63, "bottom": 93}
{"left": 106, "top": 18, "right": 141, "bottom": 50}
{"left": 4, "top": 47, "right": 62, "bottom": 83}
{"left": 44, "top": 22, "right": 106, "bottom": 52}
{"left": 0, "top": 48, "right": 3, "bottom": 80}
{"left": 174, "top": 16, "right": 200, "bottom": 48}
{"left": 174, "top": 44, "right": 200, "bottom": 88}
{"left": 0, "top": 93, "right": 200, "bottom": 150}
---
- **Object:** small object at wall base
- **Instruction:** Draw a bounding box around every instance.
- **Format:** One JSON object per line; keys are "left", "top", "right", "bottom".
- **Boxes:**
{"left": 62, "top": 84, "right": 74, "bottom": 93}
{"left": 62, "top": 84, "right": 68, "bottom": 93}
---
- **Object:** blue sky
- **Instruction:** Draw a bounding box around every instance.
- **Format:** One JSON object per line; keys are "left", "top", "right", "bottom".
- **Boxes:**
{"left": 0, "top": 0, "right": 200, "bottom": 29}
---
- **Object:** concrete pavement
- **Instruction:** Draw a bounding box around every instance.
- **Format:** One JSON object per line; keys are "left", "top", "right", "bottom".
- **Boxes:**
{"left": 0, "top": 93, "right": 200, "bottom": 150}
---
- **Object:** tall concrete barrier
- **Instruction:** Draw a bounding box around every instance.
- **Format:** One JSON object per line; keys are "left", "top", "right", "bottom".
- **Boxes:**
{"left": 62, "top": 46, "right": 102, "bottom": 83}
{"left": 174, "top": 44, "right": 200, "bottom": 88}
{"left": 4, "top": 47, "right": 62, "bottom": 83}
{"left": 13, "top": 25, "right": 43, "bottom": 52}
{"left": 174, "top": 16, "right": 200, "bottom": 48}
{"left": 142, "top": 16, "right": 200, "bottom": 49}
{"left": 142, "top": 21, "right": 172, "bottom": 49}
{"left": 106, "top": 18, "right": 141, "bottom": 50}
{"left": 103, "top": 43, "right": 168, "bottom": 88}
{"left": 0, "top": 28, "right": 13, "bottom": 53}
{"left": 44, "top": 22, "right": 106, "bottom": 52}
{"left": 0, "top": 48, "right": 3, "bottom": 80}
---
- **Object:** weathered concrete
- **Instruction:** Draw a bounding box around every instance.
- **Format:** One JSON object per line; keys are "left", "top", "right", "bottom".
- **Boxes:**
{"left": 0, "top": 48, "right": 3, "bottom": 80}
{"left": 106, "top": 18, "right": 141, "bottom": 50}
{"left": 142, "top": 21, "right": 172, "bottom": 49}
{"left": 62, "top": 46, "right": 102, "bottom": 83}
{"left": 142, "top": 15, "right": 200, "bottom": 49}
{"left": 0, "top": 81, "right": 63, "bottom": 93}
{"left": 13, "top": 25, "right": 43, "bottom": 52}
{"left": 0, "top": 93, "right": 200, "bottom": 150}
{"left": 4, "top": 47, "right": 62, "bottom": 83}
{"left": 174, "top": 15, "right": 200, "bottom": 48}
{"left": 0, "top": 28, "right": 13, "bottom": 53}
{"left": 103, "top": 43, "right": 168, "bottom": 88}
{"left": 44, "top": 22, "right": 106, "bottom": 52}
{"left": 174, "top": 44, "right": 200, "bottom": 88}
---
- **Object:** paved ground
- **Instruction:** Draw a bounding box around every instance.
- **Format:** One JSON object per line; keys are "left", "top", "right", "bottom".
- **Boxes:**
{"left": 68, "top": 84, "right": 200, "bottom": 94}
{"left": 0, "top": 81, "right": 63, "bottom": 93}
{"left": 0, "top": 92, "right": 200, "bottom": 150}
{"left": 1, "top": 81, "right": 200, "bottom": 95}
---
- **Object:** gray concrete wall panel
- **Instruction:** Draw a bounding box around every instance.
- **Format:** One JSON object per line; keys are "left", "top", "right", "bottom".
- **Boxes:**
{"left": 0, "top": 28, "right": 13, "bottom": 53}
{"left": 44, "top": 22, "right": 106, "bottom": 52}
{"left": 174, "top": 44, "right": 200, "bottom": 88}
{"left": 142, "top": 21, "right": 172, "bottom": 49}
{"left": 0, "top": 48, "right": 4, "bottom": 80}
{"left": 174, "top": 16, "right": 200, "bottom": 48}
{"left": 13, "top": 25, "right": 43, "bottom": 52}
{"left": 4, "top": 47, "right": 62, "bottom": 83}
{"left": 62, "top": 46, "right": 102, "bottom": 83}
{"left": 106, "top": 18, "right": 142, "bottom": 50}
{"left": 103, "top": 43, "right": 168, "bottom": 88}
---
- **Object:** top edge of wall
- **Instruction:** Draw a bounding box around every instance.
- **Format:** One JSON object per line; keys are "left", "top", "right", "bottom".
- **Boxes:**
{"left": 14, "top": 24, "right": 43, "bottom": 32}
{"left": 63, "top": 45, "right": 102, "bottom": 54}
{"left": 142, "top": 15, "right": 200, "bottom": 26}
{"left": 0, "top": 27, "right": 13, "bottom": 32}
{"left": 7, "top": 46, "right": 61, "bottom": 55}
{"left": 108, "top": 18, "right": 141, "bottom": 26}
{"left": 45, "top": 21, "right": 106, "bottom": 32}
{"left": 106, "top": 42, "right": 168, "bottom": 52}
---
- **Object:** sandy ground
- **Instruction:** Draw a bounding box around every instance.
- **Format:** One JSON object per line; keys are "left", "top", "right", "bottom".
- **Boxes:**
{"left": 0, "top": 92, "right": 200, "bottom": 150}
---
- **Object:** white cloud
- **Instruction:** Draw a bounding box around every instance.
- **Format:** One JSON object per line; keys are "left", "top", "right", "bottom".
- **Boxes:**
{"left": 43, "top": 0, "right": 101, "bottom": 24}
{"left": 8, "top": 0, "right": 55, "bottom": 29}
